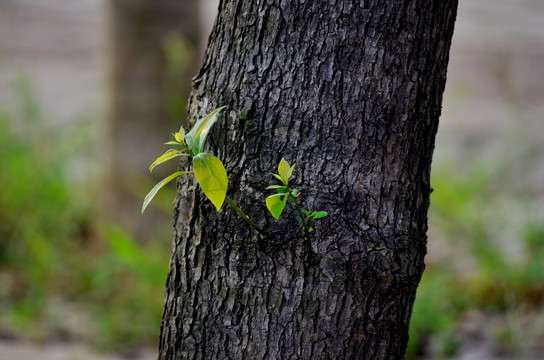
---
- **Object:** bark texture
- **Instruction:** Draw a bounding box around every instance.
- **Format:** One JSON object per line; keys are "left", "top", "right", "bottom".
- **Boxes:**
{"left": 160, "top": 0, "right": 457, "bottom": 359}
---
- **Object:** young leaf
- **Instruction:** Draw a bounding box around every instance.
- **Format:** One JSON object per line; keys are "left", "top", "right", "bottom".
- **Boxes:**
{"left": 265, "top": 184, "right": 285, "bottom": 190}
{"left": 142, "top": 171, "right": 190, "bottom": 213}
{"left": 174, "top": 132, "right": 184, "bottom": 143}
{"left": 266, "top": 193, "right": 288, "bottom": 219}
{"left": 192, "top": 153, "right": 228, "bottom": 211}
{"left": 272, "top": 173, "right": 285, "bottom": 184}
{"left": 313, "top": 211, "right": 328, "bottom": 220}
{"left": 164, "top": 141, "right": 181, "bottom": 145}
{"left": 287, "top": 163, "right": 296, "bottom": 181}
{"left": 185, "top": 106, "right": 227, "bottom": 155}
{"left": 278, "top": 158, "right": 293, "bottom": 183}
{"left": 178, "top": 126, "right": 185, "bottom": 139}
{"left": 149, "top": 149, "right": 187, "bottom": 172}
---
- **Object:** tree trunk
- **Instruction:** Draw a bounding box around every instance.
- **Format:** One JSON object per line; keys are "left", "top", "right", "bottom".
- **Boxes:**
{"left": 159, "top": 1, "right": 457, "bottom": 359}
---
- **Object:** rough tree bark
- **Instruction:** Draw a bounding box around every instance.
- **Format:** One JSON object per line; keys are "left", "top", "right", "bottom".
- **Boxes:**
{"left": 160, "top": 1, "right": 457, "bottom": 359}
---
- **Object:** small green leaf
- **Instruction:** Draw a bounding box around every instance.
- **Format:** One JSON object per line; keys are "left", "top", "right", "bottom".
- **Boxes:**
{"left": 272, "top": 173, "right": 285, "bottom": 184}
{"left": 142, "top": 171, "right": 190, "bottom": 213}
{"left": 278, "top": 158, "right": 294, "bottom": 183}
{"left": 266, "top": 193, "right": 288, "bottom": 219}
{"left": 313, "top": 211, "right": 328, "bottom": 220}
{"left": 304, "top": 209, "right": 311, "bottom": 216}
{"left": 193, "top": 153, "right": 228, "bottom": 211}
{"left": 266, "top": 184, "right": 285, "bottom": 190}
{"left": 174, "top": 132, "right": 184, "bottom": 143}
{"left": 288, "top": 163, "right": 296, "bottom": 181}
{"left": 185, "top": 106, "right": 226, "bottom": 154}
{"left": 149, "top": 149, "right": 187, "bottom": 172}
{"left": 291, "top": 188, "right": 300, "bottom": 196}
{"left": 164, "top": 141, "right": 180, "bottom": 145}
{"left": 277, "top": 187, "right": 287, "bottom": 194}
{"left": 308, "top": 227, "right": 314, "bottom": 232}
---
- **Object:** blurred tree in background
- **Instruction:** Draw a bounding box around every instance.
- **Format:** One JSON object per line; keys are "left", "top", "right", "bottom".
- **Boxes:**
{"left": 0, "top": 0, "right": 217, "bottom": 351}
{"left": 105, "top": 0, "right": 205, "bottom": 240}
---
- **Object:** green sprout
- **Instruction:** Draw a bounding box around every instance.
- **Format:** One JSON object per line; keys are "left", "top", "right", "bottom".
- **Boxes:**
{"left": 266, "top": 158, "right": 328, "bottom": 255}
{"left": 143, "top": 107, "right": 328, "bottom": 256}
{"left": 143, "top": 106, "right": 228, "bottom": 212}
{"left": 142, "top": 106, "right": 266, "bottom": 237}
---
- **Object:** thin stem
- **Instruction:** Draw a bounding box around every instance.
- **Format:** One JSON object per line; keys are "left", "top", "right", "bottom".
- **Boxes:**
{"left": 225, "top": 196, "right": 267, "bottom": 237}
{"left": 181, "top": 141, "right": 195, "bottom": 158}
{"left": 289, "top": 192, "right": 314, "bottom": 255}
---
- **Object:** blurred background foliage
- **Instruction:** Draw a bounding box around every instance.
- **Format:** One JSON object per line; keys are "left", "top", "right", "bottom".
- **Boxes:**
{"left": 0, "top": 75, "right": 170, "bottom": 349}
{"left": 0, "top": 76, "right": 173, "bottom": 347}
{"left": 409, "top": 161, "right": 544, "bottom": 358}
{"left": 0, "top": 1, "right": 543, "bottom": 359}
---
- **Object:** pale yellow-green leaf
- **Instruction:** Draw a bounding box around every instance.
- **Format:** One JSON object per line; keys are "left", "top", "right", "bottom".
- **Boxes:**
{"left": 287, "top": 163, "right": 296, "bottom": 181}
{"left": 149, "top": 149, "right": 187, "bottom": 172}
{"left": 142, "top": 171, "right": 190, "bottom": 213}
{"left": 277, "top": 158, "right": 290, "bottom": 183}
{"left": 192, "top": 153, "right": 228, "bottom": 211}
{"left": 272, "top": 173, "right": 285, "bottom": 184}
{"left": 185, "top": 106, "right": 227, "bottom": 154}
{"left": 174, "top": 132, "right": 184, "bottom": 143}
{"left": 265, "top": 184, "right": 284, "bottom": 190}
{"left": 266, "top": 193, "right": 288, "bottom": 219}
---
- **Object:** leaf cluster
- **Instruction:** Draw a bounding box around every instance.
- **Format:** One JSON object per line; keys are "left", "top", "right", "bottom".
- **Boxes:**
{"left": 142, "top": 107, "right": 328, "bottom": 255}
{"left": 265, "top": 158, "right": 295, "bottom": 219}
{"left": 142, "top": 106, "right": 228, "bottom": 213}
{"left": 265, "top": 158, "right": 327, "bottom": 254}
